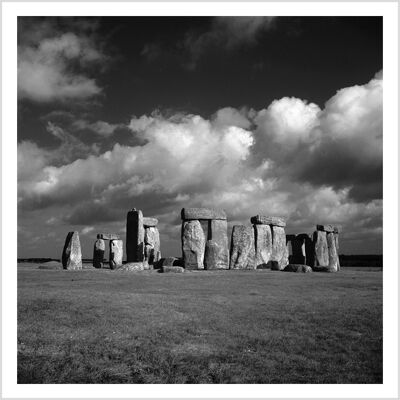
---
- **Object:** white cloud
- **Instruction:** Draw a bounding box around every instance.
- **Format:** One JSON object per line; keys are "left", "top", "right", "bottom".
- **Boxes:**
{"left": 72, "top": 119, "right": 121, "bottom": 137}
{"left": 81, "top": 226, "right": 94, "bottom": 235}
{"left": 18, "top": 28, "right": 105, "bottom": 102}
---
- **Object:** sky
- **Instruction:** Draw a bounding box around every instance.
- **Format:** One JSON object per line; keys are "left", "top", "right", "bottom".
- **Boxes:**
{"left": 17, "top": 16, "right": 383, "bottom": 259}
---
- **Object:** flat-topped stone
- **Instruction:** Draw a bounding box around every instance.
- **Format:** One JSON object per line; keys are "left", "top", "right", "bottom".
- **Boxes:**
{"left": 181, "top": 207, "right": 227, "bottom": 220}
{"left": 143, "top": 217, "right": 158, "bottom": 227}
{"left": 97, "top": 233, "right": 120, "bottom": 240}
{"left": 316, "top": 224, "right": 334, "bottom": 233}
{"left": 250, "top": 215, "right": 286, "bottom": 227}
{"left": 162, "top": 266, "right": 185, "bottom": 273}
{"left": 115, "top": 262, "right": 145, "bottom": 272}
{"left": 284, "top": 264, "right": 313, "bottom": 273}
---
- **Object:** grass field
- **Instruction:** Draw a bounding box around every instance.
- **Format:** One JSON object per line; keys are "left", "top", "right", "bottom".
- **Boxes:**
{"left": 18, "top": 264, "right": 382, "bottom": 384}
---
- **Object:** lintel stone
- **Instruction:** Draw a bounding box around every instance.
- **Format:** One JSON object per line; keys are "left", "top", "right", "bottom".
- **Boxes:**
{"left": 250, "top": 215, "right": 286, "bottom": 227}
{"left": 181, "top": 207, "right": 227, "bottom": 220}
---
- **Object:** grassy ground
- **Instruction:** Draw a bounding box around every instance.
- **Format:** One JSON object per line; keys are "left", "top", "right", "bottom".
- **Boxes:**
{"left": 17, "top": 264, "right": 382, "bottom": 383}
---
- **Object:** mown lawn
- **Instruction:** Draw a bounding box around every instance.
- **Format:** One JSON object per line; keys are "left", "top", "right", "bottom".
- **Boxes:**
{"left": 17, "top": 265, "right": 382, "bottom": 383}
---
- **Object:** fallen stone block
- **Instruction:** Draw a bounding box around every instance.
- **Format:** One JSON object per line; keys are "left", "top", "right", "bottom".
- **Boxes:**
{"left": 182, "top": 220, "right": 206, "bottom": 269}
{"left": 162, "top": 266, "right": 185, "bottom": 273}
{"left": 229, "top": 225, "right": 255, "bottom": 269}
{"left": 162, "top": 257, "right": 179, "bottom": 266}
{"left": 181, "top": 207, "right": 227, "bottom": 220}
{"left": 284, "top": 264, "right": 313, "bottom": 273}
{"left": 250, "top": 215, "right": 286, "bottom": 227}
{"left": 255, "top": 224, "right": 272, "bottom": 268}
{"left": 97, "top": 233, "right": 120, "bottom": 240}
{"left": 110, "top": 239, "right": 123, "bottom": 270}
{"left": 93, "top": 238, "right": 105, "bottom": 268}
{"left": 62, "top": 231, "right": 82, "bottom": 270}
{"left": 143, "top": 217, "right": 158, "bottom": 227}
{"left": 115, "top": 262, "right": 145, "bottom": 272}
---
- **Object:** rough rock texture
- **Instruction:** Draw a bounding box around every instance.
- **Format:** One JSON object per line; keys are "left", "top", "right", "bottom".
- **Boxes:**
{"left": 109, "top": 239, "right": 123, "bottom": 270}
{"left": 334, "top": 231, "right": 340, "bottom": 270}
{"left": 144, "top": 226, "right": 161, "bottom": 265}
{"left": 162, "top": 266, "right": 185, "bottom": 273}
{"left": 204, "top": 240, "right": 228, "bottom": 270}
{"left": 250, "top": 215, "right": 286, "bottom": 227}
{"left": 209, "top": 219, "right": 229, "bottom": 269}
{"left": 38, "top": 261, "right": 63, "bottom": 270}
{"left": 270, "top": 226, "right": 289, "bottom": 270}
{"left": 327, "top": 232, "right": 339, "bottom": 272}
{"left": 115, "top": 262, "right": 145, "bottom": 272}
{"left": 62, "top": 231, "right": 82, "bottom": 270}
{"left": 313, "top": 266, "right": 337, "bottom": 273}
{"left": 97, "top": 233, "right": 120, "bottom": 240}
{"left": 316, "top": 224, "right": 334, "bottom": 233}
{"left": 181, "top": 207, "right": 227, "bottom": 220}
{"left": 126, "top": 208, "right": 144, "bottom": 262}
{"left": 284, "top": 264, "right": 313, "bottom": 273}
{"left": 313, "top": 230, "right": 329, "bottom": 267}
{"left": 182, "top": 220, "right": 206, "bottom": 269}
{"left": 93, "top": 239, "right": 105, "bottom": 268}
{"left": 162, "top": 257, "right": 179, "bottom": 266}
{"left": 229, "top": 225, "right": 255, "bottom": 269}
{"left": 143, "top": 217, "right": 158, "bottom": 227}
{"left": 254, "top": 224, "right": 272, "bottom": 269}
{"left": 199, "top": 220, "right": 211, "bottom": 240}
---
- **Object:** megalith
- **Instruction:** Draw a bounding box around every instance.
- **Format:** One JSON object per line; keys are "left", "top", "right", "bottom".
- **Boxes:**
{"left": 254, "top": 224, "right": 272, "bottom": 269}
{"left": 270, "top": 225, "right": 289, "bottom": 270}
{"left": 182, "top": 220, "right": 206, "bottom": 269}
{"left": 327, "top": 232, "right": 339, "bottom": 272}
{"left": 62, "top": 231, "right": 82, "bottom": 270}
{"left": 312, "top": 224, "right": 341, "bottom": 271}
{"left": 110, "top": 239, "right": 123, "bottom": 269}
{"left": 181, "top": 207, "right": 228, "bottom": 270}
{"left": 144, "top": 226, "right": 161, "bottom": 266}
{"left": 229, "top": 225, "right": 256, "bottom": 269}
{"left": 126, "top": 208, "right": 144, "bottom": 262}
{"left": 93, "top": 238, "right": 105, "bottom": 268}
{"left": 313, "top": 230, "right": 329, "bottom": 268}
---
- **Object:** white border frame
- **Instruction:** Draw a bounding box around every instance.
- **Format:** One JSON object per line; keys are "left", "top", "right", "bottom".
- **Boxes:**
{"left": 2, "top": 2, "right": 398, "bottom": 398}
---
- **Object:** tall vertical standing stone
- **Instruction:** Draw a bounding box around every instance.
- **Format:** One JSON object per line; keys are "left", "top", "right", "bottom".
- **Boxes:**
{"left": 208, "top": 219, "right": 229, "bottom": 269}
{"left": 334, "top": 226, "right": 340, "bottom": 271}
{"left": 270, "top": 225, "right": 289, "bottom": 270}
{"left": 93, "top": 238, "right": 105, "bottom": 268}
{"left": 229, "top": 225, "right": 256, "bottom": 269}
{"left": 144, "top": 226, "right": 161, "bottom": 265}
{"left": 110, "top": 239, "right": 123, "bottom": 270}
{"left": 182, "top": 220, "right": 206, "bottom": 269}
{"left": 254, "top": 224, "right": 272, "bottom": 268}
{"left": 62, "top": 231, "right": 82, "bottom": 270}
{"left": 126, "top": 208, "right": 144, "bottom": 262}
{"left": 327, "top": 232, "right": 339, "bottom": 271}
{"left": 313, "top": 230, "right": 329, "bottom": 267}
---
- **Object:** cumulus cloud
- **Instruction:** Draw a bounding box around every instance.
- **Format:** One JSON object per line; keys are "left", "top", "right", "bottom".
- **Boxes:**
{"left": 18, "top": 19, "right": 106, "bottom": 102}
{"left": 18, "top": 72, "right": 383, "bottom": 255}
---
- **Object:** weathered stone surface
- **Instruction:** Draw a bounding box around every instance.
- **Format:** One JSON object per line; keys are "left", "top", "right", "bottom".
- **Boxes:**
{"left": 254, "top": 224, "right": 272, "bottom": 269}
{"left": 126, "top": 208, "right": 144, "bottom": 262}
{"left": 162, "top": 257, "right": 179, "bottom": 266}
{"left": 333, "top": 226, "right": 340, "bottom": 234}
{"left": 327, "top": 232, "right": 339, "bottom": 272}
{"left": 162, "top": 266, "right": 185, "bottom": 273}
{"left": 182, "top": 220, "right": 206, "bottom": 269}
{"left": 229, "top": 225, "right": 255, "bottom": 269}
{"left": 38, "top": 261, "right": 62, "bottom": 270}
{"left": 270, "top": 226, "right": 289, "bottom": 270}
{"left": 181, "top": 207, "right": 227, "bottom": 220}
{"left": 250, "top": 215, "right": 286, "bottom": 227}
{"left": 316, "top": 224, "right": 334, "bottom": 233}
{"left": 143, "top": 217, "right": 158, "bottom": 227}
{"left": 284, "top": 264, "right": 313, "bottom": 273}
{"left": 97, "top": 233, "right": 120, "bottom": 240}
{"left": 209, "top": 219, "right": 229, "bottom": 269}
{"left": 334, "top": 231, "right": 340, "bottom": 270}
{"left": 204, "top": 240, "right": 228, "bottom": 270}
{"left": 312, "top": 265, "right": 337, "bottom": 273}
{"left": 93, "top": 239, "right": 105, "bottom": 268}
{"left": 313, "top": 230, "right": 329, "bottom": 267}
{"left": 199, "top": 220, "right": 211, "bottom": 240}
{"left": 62, "top": 232, "right": 82, "bottom": 270}
{"left": 116, "top": 262, "right": 145, "bottom": 272}
{"left": 109, "top": 239, "right": 123, "bottom": 270}
{"left": 144, "top": 227, "right": 161, "bottom": 265}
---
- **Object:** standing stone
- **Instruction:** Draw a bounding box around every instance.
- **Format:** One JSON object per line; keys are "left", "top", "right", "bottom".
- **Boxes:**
{"left": 62, "top": 231, "right": 82, "bottom": 270}
{"left": 254, "top": 224, "right": 272, "bottom": 268}
{"left": 182, "top": 220, "right": 206, "bottom": 269}
{"left": 209, "top": 219, "right": 229, "bottom": 269}
{"left": 144, "top": 227, "right": 161, "bottom": 265}
{"left": 291, "top": 235, "right": 306, "bottom": 265}
{"left": 317, "top": 224, "right": 335, "bottom": 233}
{"left": 334, "top": 227, "right": 340, "bottom": 271}
{"left": 93, "top": 239, "right": 105, "bottom": 269}
{"left": 313, "top": 230, "right": 329, "bottom": 268}
{"left": 126, "top": 208, "right": 144, "bottom": 262}
{"left": 270, "top": 226, "right": 289, "bottom": 270}
{"left": 204, "top": 240, "right": 228, "bottom": 270}
{"left": 327, "top": 232, "right": 339, "bottom": 272}
{"left": 110, "top": 239, "right": 123, "bottom": 270}
{"left": 229, "top": 225, "right": 255, "bottom": 269}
